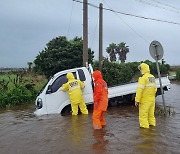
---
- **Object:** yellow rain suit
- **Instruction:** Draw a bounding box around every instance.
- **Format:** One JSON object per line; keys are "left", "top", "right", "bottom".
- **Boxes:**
{"left": 62, "top": 72, "right": 88, "bottom": 115}
{"left": 135, "top": 63, "right": 157, "bottom": 128}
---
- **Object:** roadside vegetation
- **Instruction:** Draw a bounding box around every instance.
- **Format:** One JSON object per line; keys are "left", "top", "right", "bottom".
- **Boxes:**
{"left": 175, "top": 68, "right": 180, "bottom": 81}
{"left": 0, "top": 70, "right": 47, "bottom": 108}
{"left": 0, "top": 60, "right": 170, "bottom": 108}
{"left": 155, "top": 105, "right": 175, "bottom": 116}
{"left": 169, "top": 65, "right": 180, "bottom": 81}
{"left": 93, "top": 59, "right": 170, "bottom": 86}
{"left": 0, "top": 35, "right": 176, "bottom": 109}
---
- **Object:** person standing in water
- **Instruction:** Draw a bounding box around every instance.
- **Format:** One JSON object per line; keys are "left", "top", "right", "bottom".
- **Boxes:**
{"left": 135, "top": 63, "right": 157, "bottom": 128}
{"left": 62, "top": 72, "right": 88, "bottom": 115}
{"left": 92, "top": 70, "right": 108, "bottom": 129}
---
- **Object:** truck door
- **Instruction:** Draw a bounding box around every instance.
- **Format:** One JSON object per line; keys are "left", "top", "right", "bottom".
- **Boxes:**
{"left": 77, "top": 69, "right": 93, "bottom": 104}
{"left": 45, "top": 72, "right": 77, "bottom": 114}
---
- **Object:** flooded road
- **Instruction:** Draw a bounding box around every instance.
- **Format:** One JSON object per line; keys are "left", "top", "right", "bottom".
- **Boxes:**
{"left": 0, "top": 83, "right": 180, "bottom": 154}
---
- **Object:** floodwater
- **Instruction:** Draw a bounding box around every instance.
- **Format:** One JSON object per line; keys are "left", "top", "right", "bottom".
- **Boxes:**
{"left": 0, "top": 83, "right": 180, "bottom": 154}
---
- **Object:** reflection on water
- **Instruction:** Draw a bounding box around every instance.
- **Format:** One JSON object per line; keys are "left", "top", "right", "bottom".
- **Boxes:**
{"left": 92, "top": 129, "right": 109, "bottom": 153}
{"left": 0, "top": 84, "right": 180, "bottom": 154}
{"left": 137, "top": 127, "right": 158, "bottom": 154}
{"left": 68, "top": 115, "right": 90, "bottom": 150}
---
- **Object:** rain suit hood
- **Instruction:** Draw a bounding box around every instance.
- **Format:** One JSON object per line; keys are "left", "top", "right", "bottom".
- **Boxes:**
{"left": 66, "top": 72, "right": 75, "bottom": 81}
{"left": 139, "top": 63, "right": 150, "bottom": 75}
{"left": 92, "top": 70, "right": 102, "bottom": 81}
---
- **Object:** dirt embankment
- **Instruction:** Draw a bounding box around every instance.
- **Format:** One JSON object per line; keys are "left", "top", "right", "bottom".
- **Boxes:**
{"left": 170, "top": 65, "right": 180, "bottom": 72}
{"left": 171, "top": 80, "right": 180, "bottom": 85}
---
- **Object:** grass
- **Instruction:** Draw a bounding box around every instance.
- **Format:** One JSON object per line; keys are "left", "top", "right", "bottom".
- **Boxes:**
{"left": 0, "top": 73, "right": 47, "bottom": 91}
{"left": 0, "top": 72, "right": 47, "bottom": 108}
{"left": 0, "top": 74, "right": 18, "bottom": 89}
{"left": 0, "top": 74, "right": 17, "bottom": 80}
{"left": 155, "top": 105, "right": 175, "bottom": 116}
{"left": 169, "top": 71, "right": 176, "bottom": 76}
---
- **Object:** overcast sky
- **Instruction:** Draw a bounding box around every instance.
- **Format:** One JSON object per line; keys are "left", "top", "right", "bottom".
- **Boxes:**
{"left": 0, "top": 0, "right": 180, "bottom": 68}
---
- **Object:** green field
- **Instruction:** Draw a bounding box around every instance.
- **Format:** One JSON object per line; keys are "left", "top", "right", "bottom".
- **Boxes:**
{"left": 0, "top": 72, "right": 47, "bottom": 108}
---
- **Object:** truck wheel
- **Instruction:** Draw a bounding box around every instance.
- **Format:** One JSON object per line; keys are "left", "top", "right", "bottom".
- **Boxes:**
{"left": 61, "top": 105, "right": 71, "bottom": 116}
{"left": 122, "top": 94, "right": 135, "bottom": 104}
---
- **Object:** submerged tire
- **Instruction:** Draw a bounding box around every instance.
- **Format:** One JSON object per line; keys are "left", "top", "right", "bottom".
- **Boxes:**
{"left": 61, "top": 105, "right": 71, "bottom": 116}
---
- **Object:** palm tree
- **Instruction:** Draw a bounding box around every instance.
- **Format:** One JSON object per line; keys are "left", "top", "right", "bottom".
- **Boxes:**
{"left": 27, "top": 62, "right": 33, "bottom": 72}
{"left": 116, "top": 42, "right": 129, "bottom": 63}
{"left": 106, "top": 43, "right": 117, "bottom": 62}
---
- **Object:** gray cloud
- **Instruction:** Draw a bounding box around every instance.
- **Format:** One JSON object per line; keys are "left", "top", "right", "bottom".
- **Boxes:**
{"left": 0, "top": 0, "right": 180, "bottom": 68}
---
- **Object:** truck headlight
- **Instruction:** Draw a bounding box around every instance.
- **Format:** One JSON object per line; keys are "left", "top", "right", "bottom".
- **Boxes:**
{"left": 36, "top": 98, "right": 43, "bottom": 109}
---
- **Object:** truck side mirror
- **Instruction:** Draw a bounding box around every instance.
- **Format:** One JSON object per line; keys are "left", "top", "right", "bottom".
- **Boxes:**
{"left": 46, "top": 85, "right": 52, "bottom": 94}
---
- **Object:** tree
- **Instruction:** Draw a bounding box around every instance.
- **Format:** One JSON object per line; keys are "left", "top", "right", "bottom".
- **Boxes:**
{"left": 106, "top": 43, "right": 117, "bottom": 62}
{"left": 106, "top": 42, "right": 129, "bottom": 63}
{"left": 27, "top": 62, "right": 33, "bottom": 72}
{"left": 33, "top": 36, "right": 94, "bottom": 78}
{"left": 116, "top": 42, "right": 129, "bottom": 63}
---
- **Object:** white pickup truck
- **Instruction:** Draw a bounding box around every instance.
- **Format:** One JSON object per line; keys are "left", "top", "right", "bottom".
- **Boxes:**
{"left": 34, "top": 65, "right": 171, "bottom": 116}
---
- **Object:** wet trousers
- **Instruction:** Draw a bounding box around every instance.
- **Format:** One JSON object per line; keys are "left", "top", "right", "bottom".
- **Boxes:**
{"left": 92, "top": 110, "right": 106, "bottom": 129}
{"left": 139, "top": 101, "right": 156, "bottom": 128}
{"left": 71, "top": 101, "right": 88, "bottom": 115}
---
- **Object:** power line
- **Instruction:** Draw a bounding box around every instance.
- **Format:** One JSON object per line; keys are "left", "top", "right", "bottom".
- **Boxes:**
{"left": 90, "top": 0, "right": 101, "bottom": 50}
{"left": 73, "top": 0, "right": 180, "bottom": 25}
{"left": 135, "top": 0, "right": 179, "bottom": 13}
{"left": 90, "top": 17, "right": 98, "bottom": 49}
{"left": 103, "top": 0, "right": 149, "bottom": 44}
{"left": 149, "top": 0, "right": 180, "bottom": 11}
{"left": 67, "top": 0, "right": 74, "bottom": 37}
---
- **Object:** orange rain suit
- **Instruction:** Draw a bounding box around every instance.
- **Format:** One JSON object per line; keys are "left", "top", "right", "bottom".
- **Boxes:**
{"left": 62, "top": 72, "right": 88, "bottom": 115}
{"left": 135, "top": 63, "right": 157, "bottom": 128}
{"left": 92, "top": 70, "right": 108, "bottom": 129}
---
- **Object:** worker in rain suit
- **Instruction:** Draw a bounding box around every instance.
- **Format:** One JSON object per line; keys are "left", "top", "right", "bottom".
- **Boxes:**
{"left": 135, "top": 63, "right": 157, "bottom": 128}
{"left": 62, "top": 72, "right": 88, "bottom": 115}
{"left": 92, "top": 70, "right": 108, "bottom": 129}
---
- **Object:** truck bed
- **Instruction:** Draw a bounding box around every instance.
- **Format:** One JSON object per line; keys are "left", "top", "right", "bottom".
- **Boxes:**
{"left": 108, "top": 76, "right": 171, "bottom": 99}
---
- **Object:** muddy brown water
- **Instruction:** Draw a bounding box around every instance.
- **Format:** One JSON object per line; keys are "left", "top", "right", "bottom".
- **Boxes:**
{"left": 0, "top": 83, "right": 180, "bottom": 154}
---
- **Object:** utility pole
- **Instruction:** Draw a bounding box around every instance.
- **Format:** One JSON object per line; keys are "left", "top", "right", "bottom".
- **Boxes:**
{"left": 99, "top": 3, "right": 103, "bottom": 71}
{"left": 83, "top": 0, "right": 88, "bottom": 67}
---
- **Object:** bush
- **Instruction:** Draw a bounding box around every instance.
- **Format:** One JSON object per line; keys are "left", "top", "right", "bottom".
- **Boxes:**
{"left": 92, "top": 59, "right": 134, "bottom": 86}
{"left": 0, "top": 85, "right": 37, "bottom": 108}
{"left": 126, "top": 62, "right": 141, "bottom": 78}
{"left": 143, "top": 60, "right": 170, "bottom": 76}
{"left": 176, "top": 69, "right": 180, "bottom": 81}
{"left": 159, "top": 64, "right": 170, "bottom": 75}
{"left": 92, "top": 59, "right": 171, "bottom": 86}
{"left": 0, "top": 73, "right": 47, "bottom": 108}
